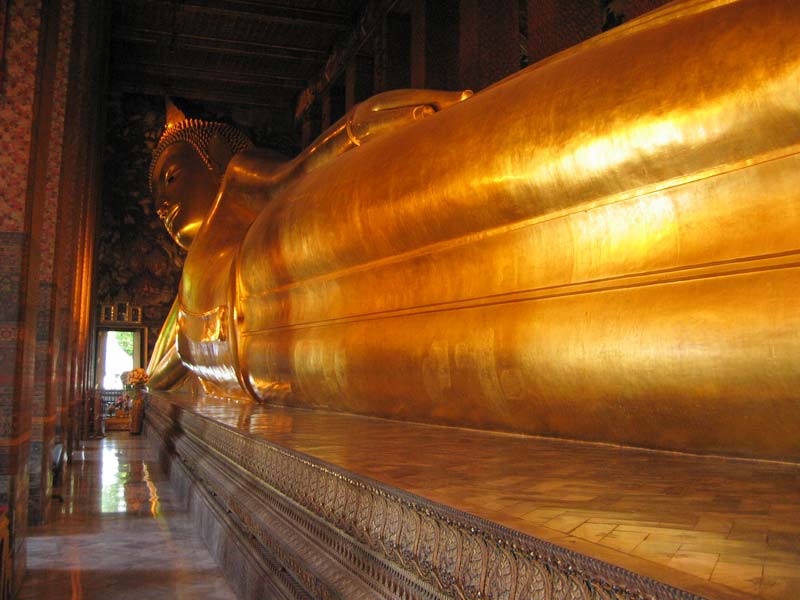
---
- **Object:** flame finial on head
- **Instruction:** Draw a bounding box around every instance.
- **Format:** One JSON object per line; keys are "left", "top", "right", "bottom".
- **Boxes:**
{"left": 150, "top": 98, "right": 254, "bottom": 190}
{"left": 164, "top": 97, "right": 187, "bottom": 131}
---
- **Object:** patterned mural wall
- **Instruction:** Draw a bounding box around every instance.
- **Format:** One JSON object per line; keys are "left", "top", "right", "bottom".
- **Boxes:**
{"left": 0, "top": 0, "right": 44, "bottom": 581}
{"left": 57, "top": 0, "right": 118, "bottom": 471}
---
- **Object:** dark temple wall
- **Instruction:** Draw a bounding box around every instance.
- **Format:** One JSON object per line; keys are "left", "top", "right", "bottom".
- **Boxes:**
{"left": 96, "top": 94, "right": 183, "bottom": 360}
{"left": 527, "top": 0, "right": 670, "bottom": 64}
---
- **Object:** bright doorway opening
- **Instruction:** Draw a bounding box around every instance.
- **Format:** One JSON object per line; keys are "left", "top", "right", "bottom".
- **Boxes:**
{"left": 96, "top": 329, "right": 144, "bottom": 389}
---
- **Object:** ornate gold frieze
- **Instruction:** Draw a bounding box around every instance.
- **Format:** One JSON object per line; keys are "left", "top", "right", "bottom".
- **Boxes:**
{"left": 146, "top": 395, "right": 706, "bottom": 600}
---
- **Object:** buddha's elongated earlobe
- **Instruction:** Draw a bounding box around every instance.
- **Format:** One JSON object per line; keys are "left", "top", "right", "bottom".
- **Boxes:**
{"left": 208, "top": 133, "right": 234, "bottom": 174}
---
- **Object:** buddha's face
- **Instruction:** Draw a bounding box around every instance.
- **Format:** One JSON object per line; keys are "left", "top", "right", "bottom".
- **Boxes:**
{"left": 152, "top": 142, "right": 218, "bottom": 250}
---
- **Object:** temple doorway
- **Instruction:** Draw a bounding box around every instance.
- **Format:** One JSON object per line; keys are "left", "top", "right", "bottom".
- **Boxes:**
{"left": 95, "top": 328, "right": 145, "bottom": 390}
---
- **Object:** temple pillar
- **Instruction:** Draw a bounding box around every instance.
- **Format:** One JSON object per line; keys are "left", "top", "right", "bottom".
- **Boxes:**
{"left": 320, "top": 89, "right": 332, "bottom": 131}
{"left": 300, "top": 102, "right": 322, "bottom": 150}
{"left": 27, "top": 0, "right": 77, "bottom": 527}
{"left": 344, "top": 54, "right": 373, "bottom": 112}
{"left": 345, "top": 60, "right": 357, "bottom": 111}
{"left": 0, "top": 0, "right": 50, "bottom": 585}
{"left": 301, "top": 118, "right": 313, "bottom": 151}
{"left": 62, "top": 0, "right": 108, "bottom": 457}
{"left": 329, "top": 81, "right": 346, "bottom": 125}
{"left": 0, "top": 0, "right": 106, "bottom": 588}
{"left": 344, "top": 59, "right": 357, "bottom": 111}
{"left": 410, "top": 0, "right": 425, "bottom": 88}
{"left": 420, "top": 0, "right": 459, "bottom": 90}
{"left": 458, "top": 0, "right": 520, "bottom": 92}
{"left": 372, "top": 15, "right": 387, "bottom": 93}
{"left": 385, "top": 11, "right": 411, "bottom": 90}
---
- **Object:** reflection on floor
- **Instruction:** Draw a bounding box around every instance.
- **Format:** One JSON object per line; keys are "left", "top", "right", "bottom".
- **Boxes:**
{"left": 19, "top": 434, "right": 236, "bottom": 600}
{"left": 181, "top": 393, "right": 800, "bottom": 600}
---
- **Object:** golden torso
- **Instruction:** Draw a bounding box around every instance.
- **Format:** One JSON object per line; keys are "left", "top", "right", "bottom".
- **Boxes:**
{"left": 153, "top": 0, "right": 800, "bottom": 461}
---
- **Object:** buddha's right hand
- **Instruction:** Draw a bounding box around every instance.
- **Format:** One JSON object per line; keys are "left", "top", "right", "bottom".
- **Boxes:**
{"left": 347, "top": 89, "right": 473, "bottom": 145}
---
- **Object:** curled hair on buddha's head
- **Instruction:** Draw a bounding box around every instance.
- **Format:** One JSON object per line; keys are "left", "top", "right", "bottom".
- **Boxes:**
{"left": 149, "top": 98, "right": 253, "bottom": 190}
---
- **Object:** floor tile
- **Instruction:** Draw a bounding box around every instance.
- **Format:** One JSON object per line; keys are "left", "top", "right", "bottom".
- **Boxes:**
{"left": 668, "top": 550, "right": 720, "bottom": 580}
{"left": 18, "top": 434, "right": 236, "bottom": 600}
{"left": 599, "top": 529, "right": 649, "bottom": 554}
{"left": 630, "top": 538, "right": 681, "bottom": 565}
{"left": 571, "top": 522, "right": 616, "bottom": 543}
{"left": 710, "top": 562, "right": 762, "bottom": 596}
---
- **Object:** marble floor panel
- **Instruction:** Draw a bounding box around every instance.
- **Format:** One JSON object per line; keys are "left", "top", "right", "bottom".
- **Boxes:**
{"left": 172, "top": 393, "right": 800, "bottom": 600}
{"left": 19, "top": 433, "right": 237, "bottom": 600}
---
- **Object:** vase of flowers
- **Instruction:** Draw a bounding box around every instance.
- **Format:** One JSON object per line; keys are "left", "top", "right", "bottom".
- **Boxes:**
{"left": 122, "top": 367, "right": 149, "bottom": 388}
{"left": 121, "top": 368, "right": 149, "bottom": 434}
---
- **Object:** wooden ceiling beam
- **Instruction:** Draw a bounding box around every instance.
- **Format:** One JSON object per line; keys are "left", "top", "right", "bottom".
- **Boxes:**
{"left": 111, "top": 79, "right": 295, "bottom": 109}
{"left": 111, "top": 27, "right": 327, "bottom": 62}
{"left": 112, "top": 62, "right": 309, "bottom": 89}
{"left": 182, "top": 0, "right": 350, "bottom": 29}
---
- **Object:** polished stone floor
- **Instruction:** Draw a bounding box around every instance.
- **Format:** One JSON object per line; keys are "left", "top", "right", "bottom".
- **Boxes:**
{"left": 19, "top": 433, "right": 236, "bottom": 600}
{"left": 176, "top": 393, "right": 800, "bottom": 600}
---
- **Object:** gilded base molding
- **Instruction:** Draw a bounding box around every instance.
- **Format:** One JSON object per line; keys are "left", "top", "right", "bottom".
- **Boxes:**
{"left": 145, "top": 394, "right": 706, "bottom": 600}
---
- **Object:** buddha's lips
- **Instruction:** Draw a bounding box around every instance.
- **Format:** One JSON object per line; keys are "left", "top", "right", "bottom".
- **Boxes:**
{"left": 162, "top": 204, "right": 180, "bottom": 230}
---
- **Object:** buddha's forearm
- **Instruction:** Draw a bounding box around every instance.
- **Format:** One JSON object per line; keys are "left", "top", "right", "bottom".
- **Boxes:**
{"left": 284, "top": 89, "right": 472, "bottom": 183}
{"left": 148, "top": 297, "right": 180, "bottom": 374}
{"left": 147, "top": 345, "right": 189, "bottom": 390}
{"left": 147, "top": 297, "right": 190, "bottom": 390}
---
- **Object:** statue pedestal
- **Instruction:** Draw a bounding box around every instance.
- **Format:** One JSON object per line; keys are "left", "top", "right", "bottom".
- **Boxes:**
{"left": 144, "top": 392, "right": 799, "bottom": 600}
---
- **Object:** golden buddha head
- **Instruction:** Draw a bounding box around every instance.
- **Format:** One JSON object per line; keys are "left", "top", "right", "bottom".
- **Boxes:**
{"left": 150, "top": 100, "right": 252, "bottom": 250}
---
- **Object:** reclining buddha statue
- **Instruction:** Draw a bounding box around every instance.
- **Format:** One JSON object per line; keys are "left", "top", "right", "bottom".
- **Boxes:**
{"left": 148, "top": 0, "right": 800, "bottom": 462}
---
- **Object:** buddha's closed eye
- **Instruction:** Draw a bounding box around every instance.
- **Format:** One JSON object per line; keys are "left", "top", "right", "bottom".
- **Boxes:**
{"left": 165, "top": 167, "right": 181, "bottom": 185}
